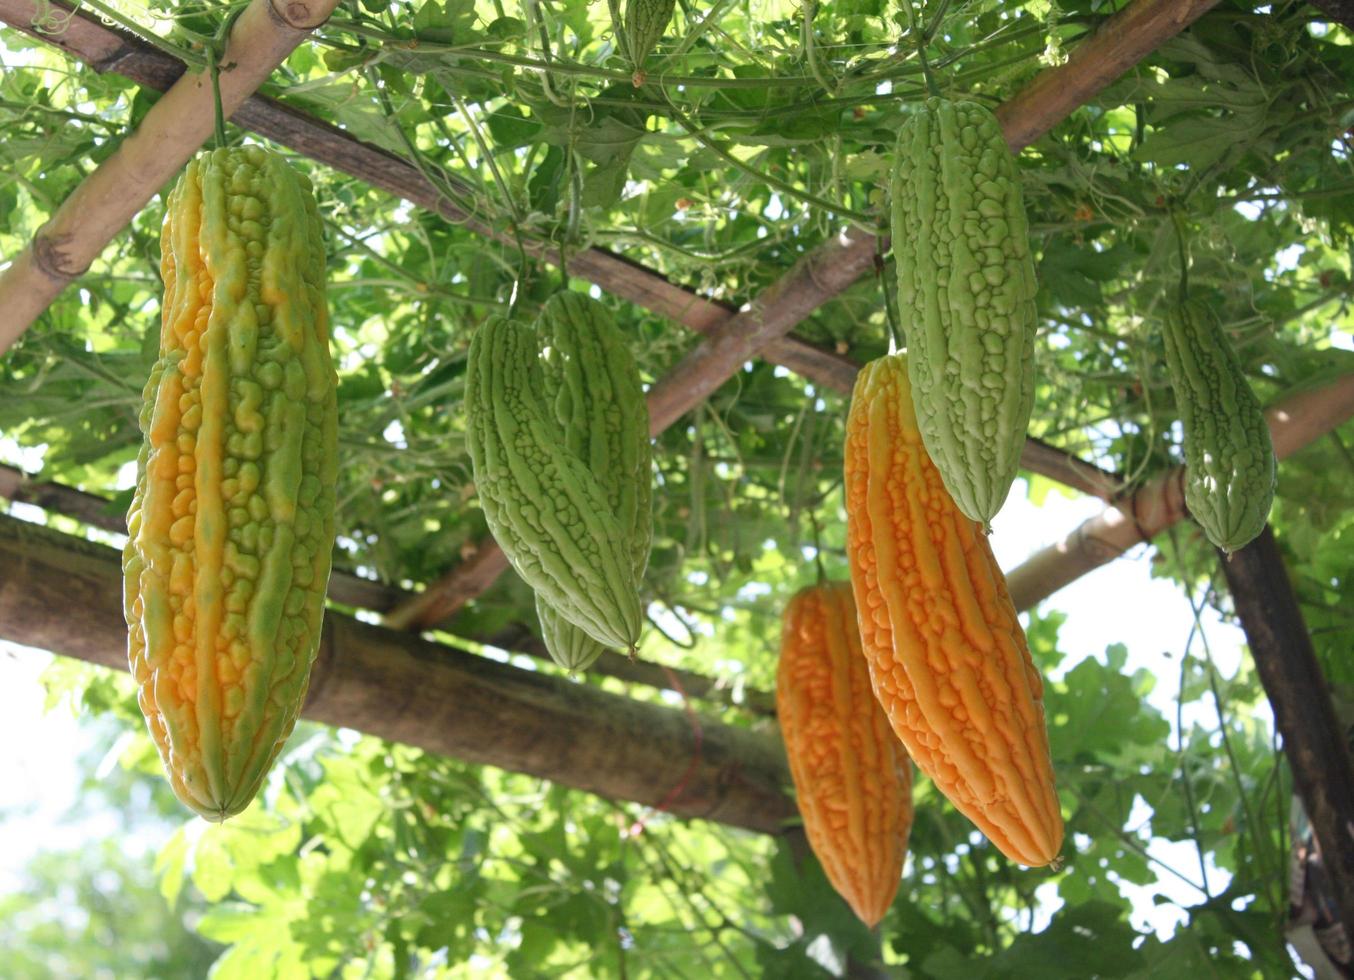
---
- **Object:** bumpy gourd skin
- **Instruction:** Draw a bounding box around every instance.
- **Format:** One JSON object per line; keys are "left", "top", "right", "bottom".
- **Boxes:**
{"left": 891, "top": 97, "right": 1037, "bottom": 526}
{"left": 531, "top": 293, "right": 652, "bottom": 672}
{"left": 622, "top": 0, "right": 677, "bottom": 81}
{"left": 122, "top": 146, "right": 338, "bottom": 822}
{"left": 777, "top": 582, "right": 913, "bottom": 927}
{"left": 1160, "top": 301, "right": 1275, "bottom": 553}
{"left": 843, "top": 354, "right": 1062, "bottom": 866}
{"left": 465, "top": 316, "right": 643, "bottom": 652}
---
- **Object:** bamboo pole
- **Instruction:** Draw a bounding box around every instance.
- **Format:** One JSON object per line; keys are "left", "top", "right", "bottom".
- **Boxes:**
{"left": 1219, "top": 527, "right": 1354, "bottom": 943}
{"left": 1008, "top": 373, "right": 1354, "bottom": 611}
{"left": 0, "top": 0, "right": 340, "bottom": 352}
{"left": 0, "top": 513, "right": 794, "bottom": 832}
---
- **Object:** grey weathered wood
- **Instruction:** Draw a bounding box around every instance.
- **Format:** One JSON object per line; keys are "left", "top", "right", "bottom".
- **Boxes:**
{"left": 0, "top": 514, "right": 794, "bottom": 832}
{"left": 1219, "top": 526, "right": 1354, "bottom": 943}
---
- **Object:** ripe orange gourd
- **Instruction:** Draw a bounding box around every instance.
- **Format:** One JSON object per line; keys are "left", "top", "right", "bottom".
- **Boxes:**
{"left": 777, "top": 581, "right": 914, "bottom": 926}
{"left": 843, "top": 354, "right": 1062, "bottom": 866}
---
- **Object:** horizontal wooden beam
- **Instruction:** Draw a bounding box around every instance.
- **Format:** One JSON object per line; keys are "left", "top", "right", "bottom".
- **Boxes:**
{"left": 0, "top": 464, "right": 776, "bottom": 715}
{"left": 0, "top": 514, "right": 794, "bottom": 832}
{"left": 1007, "top": 372, "right": 1354, "bottom": 611}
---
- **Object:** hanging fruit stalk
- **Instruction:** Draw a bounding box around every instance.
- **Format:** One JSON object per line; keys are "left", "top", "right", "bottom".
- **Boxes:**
{"left": 843, "top": 353, "right": 1062, "bottom": 866}
{"left": 778, "top": 581, "right": 914, "bottom": 926}
{"left": 123, "top": 146, "right": 338, "bottom": 821}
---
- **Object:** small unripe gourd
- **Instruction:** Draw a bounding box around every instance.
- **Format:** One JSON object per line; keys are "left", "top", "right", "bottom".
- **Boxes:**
{"left": 464, "top": 316, "right": 643, "bottom": 653}
{"left": 1159, "top": 300, "right": 1275, "bottom": 553}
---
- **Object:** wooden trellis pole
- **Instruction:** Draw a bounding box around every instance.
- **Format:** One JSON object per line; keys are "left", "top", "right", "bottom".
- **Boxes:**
{"left": 1219, "top": 527, "right": 1354, "bottom": 944}
{"left": 0, "top": 0, "right": 340, "bottom": 352}
{"left": 0, "top": 513, "right": 794, "bottom": 832}
{"left": 0, "top": 463, "right": 776, "bottom": 716}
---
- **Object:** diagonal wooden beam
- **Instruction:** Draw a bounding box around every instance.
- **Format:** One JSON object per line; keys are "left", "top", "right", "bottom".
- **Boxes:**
{"left": 0, "top": 0, "right": 341, "bottom": 351}
{"left": 388, "top": 0, "right": 1217, "bottom": 630}
{"left": 1007, "top": 373, "right": 1354, "bottom": 611}
{"left": 0, "top": 514, "right": 794, "bottom": 832}
{"left": 0, "top": 0, "right": 860, "bottom": 394}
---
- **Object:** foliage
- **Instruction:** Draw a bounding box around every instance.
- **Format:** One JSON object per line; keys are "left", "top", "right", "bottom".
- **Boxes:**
{"left": 1, "top": 0, "right": 1352, "bottom": 975}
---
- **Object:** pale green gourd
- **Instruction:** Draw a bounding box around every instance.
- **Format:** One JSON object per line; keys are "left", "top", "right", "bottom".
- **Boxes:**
{"left": 890, "top": 97, "right": 1038, "bottom": 526}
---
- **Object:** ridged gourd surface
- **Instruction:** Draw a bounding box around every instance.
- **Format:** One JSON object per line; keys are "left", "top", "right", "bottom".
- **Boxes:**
{"left": 777, "top": 582, "right": 913, "bottom": 927}
{"left": 891, "top": 97, "right": 1037, "bottom": 526}
{"left": 122, "top": 146, "right": 338, "bottom": 822}
{"left": 465, "top": 316, "right": 643, "bottom": 652}
{"left": 531, "top": 293, "right": 652, "bottom": 672}
{"left": 623, "top": 0, "right": 677, "bottom": 77}
{"left": 843, "top": 354, "right": 1062, "bottom": 866}
{"left": 1160, "top": 301, "right": 1275, "bottom": 554}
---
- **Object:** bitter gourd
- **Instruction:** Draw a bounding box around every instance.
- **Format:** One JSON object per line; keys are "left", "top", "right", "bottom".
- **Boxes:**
{"left": 1160, "top": 301, "right": 1275, "bottom": 553}
{"left": 890, "top": 97, "right": 1038, "bottom": 527}
{"left": 778, "top": 582, "right": 913, "bottom": 927}
{"left": 531, "top": 292, "right": 652, "bottom": 672}
{"left": 122, "top": 146, "right": 338, "bottom": 821}
{"left": 464, "top": 316, "right": 643, "bottom": 652}
{"left": 844, "top": 353, "right": 1062, "bottom": 866}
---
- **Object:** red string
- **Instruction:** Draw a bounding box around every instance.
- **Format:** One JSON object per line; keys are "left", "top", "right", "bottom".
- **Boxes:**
{"left": 624, "top": 664, "right": 704, "bottom": 838}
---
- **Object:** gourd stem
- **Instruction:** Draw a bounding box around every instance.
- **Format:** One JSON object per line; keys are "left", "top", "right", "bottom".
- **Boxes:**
{"left": 807, "top": 510, "right": 828, "bottom": 585}
{"left": 878, "top": 236, "right": 903, "bottom": 353}
{"left": 208, "top": 47, "right": 226, "bottom": 148}
{"left": 207, "top": 6, "right": 244, "bottom": 149}
{"left": 1170, "top": 208, "right": 1191, "bottom": 302}
{"left": 899, "top": 0, "right": 940, "bottom": 98}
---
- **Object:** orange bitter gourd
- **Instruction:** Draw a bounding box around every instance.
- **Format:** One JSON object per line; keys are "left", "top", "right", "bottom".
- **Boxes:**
{"left": 777, "top": 582, "right": 914, "bottom": 927}
{"left": 1160, "top": 300, "right": 1275, "bottom": 554}
{"left": 890, "top": 97, "right": 1038, "bottom": 527}
{"left": 122, "top": 146, "right": 338, "bottom": 821}
{"left": 843, "top": 353, "right": 1062, "bottom": 866}
{"left": 464, "top": 316, "right": 643, "bottom": 652}
{"left": 532, "top": 293, "right": 652, "bottom": 673}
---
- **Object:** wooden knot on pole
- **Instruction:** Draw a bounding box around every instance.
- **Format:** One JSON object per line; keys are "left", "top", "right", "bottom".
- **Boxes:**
{"left": 267, "top": 0, "right": 331, "bottom": 31}
{"left": 31, "top": 227, "right": 89, "bottom": 282}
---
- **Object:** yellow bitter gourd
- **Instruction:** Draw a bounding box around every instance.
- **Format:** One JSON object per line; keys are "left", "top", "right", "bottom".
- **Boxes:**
{"left": 1160, "top": 301, "right": 1275, "bottom": 553}
{"left": 532, "top": 293, "right": 652, "bottom": 673}
{"left": 778, "top": 582, "right": 914, "bottom": 927}
{"left": 890, "top": 97, "right": 1038, "bottom": 526}
{"left": 843, "top": 353, "right": 1062, "bottom": 866}
{"left": 464, "top": 316, "right": 643, "bottom": 652}
{"left": 122, "top": 146, "right": 338, "bottom": 821}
